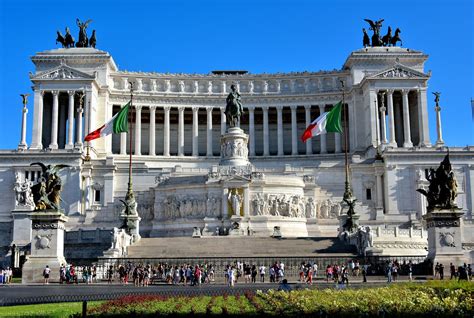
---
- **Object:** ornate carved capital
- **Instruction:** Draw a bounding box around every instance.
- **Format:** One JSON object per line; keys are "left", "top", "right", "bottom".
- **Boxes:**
{"left": 135, "top": 105, "right": 143, "bottom": 112}
{"left": 304, "top": 104, "right": 312, "bottom": 110}
{"left": 67, "top": 90, "right": 75, "bottom": 96}
{"left": 149, "top": 105, "right": 157, "bottom": 112}
{"left": 401, "top": 89, "right": 410, "bottom": 96}
{"left": 51, "top": 90, "right": 59, "bottom": 96}
{"left": 290, "top": 105, "right": 298, "bottom": 111}
{"left": 206, "top": 106, "right": 213, "bottom": 113}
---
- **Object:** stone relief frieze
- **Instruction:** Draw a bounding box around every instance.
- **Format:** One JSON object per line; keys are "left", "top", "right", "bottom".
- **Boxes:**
{"left": 35, "top": 234, "right": 52, "bottom": 249}
{"left": 379, "top": 67, "right": 417, "bottom": 78}
{"left": 39, "top": 68, "right": 86, "bottom": 80}
{"left": 439, "top": 232, "right": 456, "bottom": 247}
{"left": 157, "top": 194, "right": 221, "bottom": 220}
{"left": 221, "top": 139, "right": 248, "bottom": 159}
{"left": 13, "top": 172, "right": 35, "bottom": 209}
{"left": 218, "top": 164, "right": 253, "bottom": 177}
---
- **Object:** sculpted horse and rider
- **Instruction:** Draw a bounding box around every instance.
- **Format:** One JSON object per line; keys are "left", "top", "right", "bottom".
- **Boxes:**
{"left": 363, "top": 18, "right": 402, "bottom": 47}
{"left": 225, "top": 84, "right": 244, "bottom": 128}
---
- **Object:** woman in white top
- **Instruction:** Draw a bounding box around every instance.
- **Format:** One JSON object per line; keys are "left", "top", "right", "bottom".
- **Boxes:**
{"left": 228, "top": 267, "right": 235, "bottom": 287}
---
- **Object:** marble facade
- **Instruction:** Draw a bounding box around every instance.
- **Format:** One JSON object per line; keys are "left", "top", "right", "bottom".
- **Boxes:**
{"left": 0, "top": 45, "right": 473, "bottom": 263}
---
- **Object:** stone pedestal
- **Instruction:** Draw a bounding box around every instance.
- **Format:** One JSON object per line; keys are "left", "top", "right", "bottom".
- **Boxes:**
{"left": 423, "top": 210, "right": 465, "bottom": 269}
{"left": 220, "top": 127, "right": 249, "bottom": 166}
{"left": 22, "top": 210, "right": 68, "bottom": 284}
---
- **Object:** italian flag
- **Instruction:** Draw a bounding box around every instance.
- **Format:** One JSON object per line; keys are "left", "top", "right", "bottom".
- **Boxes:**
{"left": 301, "top": 101, "right": 343, "bottom": 142}
{"left": 85, "top": 102, "right": 130, "bottom": 141}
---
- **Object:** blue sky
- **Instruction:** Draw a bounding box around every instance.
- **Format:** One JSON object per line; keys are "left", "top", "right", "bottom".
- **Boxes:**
{"left": 0, "top": 0, "right": 472, "bottom": 149}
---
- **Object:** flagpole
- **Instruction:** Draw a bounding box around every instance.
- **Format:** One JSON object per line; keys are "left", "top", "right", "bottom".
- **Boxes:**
{"left": 340, "top": 80, "right": 357, "bottom": 232}
{"left": 128, "top": 82, "right": 134, "bottom": 195}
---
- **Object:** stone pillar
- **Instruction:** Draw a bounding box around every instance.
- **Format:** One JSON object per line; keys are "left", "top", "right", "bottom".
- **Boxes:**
{"left": 178, "top": 106, "right": 185, "bottom": 156}
{"left": 319, "top": 105, "right": 327, "bottom": 154}
{"left": 434, "top": 100, "right": 444, "bottom": 147}
{"left": 375, "top": 168, "right": 384, "bottom": 218}
{"left": 49, "top": 91, "right": 59, "bottom": 149}
{"left": 290, "top": 105, "right": 298, "bottom": 155}
{"left": 206, "top": 107, "right": 213, "bottom": 156}
{"left": 423, "top": 210, "right": 466, "bottom": 271}
{"left": 248, "top": 106, "right": 255, "bottom": 156}
{"left": 417, "top": 88, "right": 432, "bottom": 147}
{"left": 335, "top": 133, "right": 342, "bottom": 153}
{"left": 149, "top": 106, "right": 156, "bottom": 156}
{"left": 220, "top": 107, "right": 226, "bottom": 135}
{"left": 222, "top": 188, "right": 229, "bottom": 218}
{"left": 18, "top": 99, "right": 28, "bottom": 150}
{"left": 402, "top": 89, "right": 413, "bottom": 148}
{"left": 263, "top": 106, "right": 269, "bottom": 156}
{"left": 22, "top": 211, "right": 68, "bottom": 283}
{"left": 276, "top": 106, "right": 283, "bottom": 156}
{"left": 83, "top": 92, "right": 90, "bottom": 136}
{"left": 386, "top": 89, "right": 397, "bottom": 147}
{"left": 65, "top": 91, "right": 75, "bottom": 149}
{"left": 304, "top": 105, "right": 312, "bottom": 155}
{"left": 243, "top": 187, "right": 250, "bottom": 218}
{"left": 163, "top": 106, "right": 170, "bottom": 156}
{"left": 30, "top": 89, "right": 44, "bottom": 150}
{"left": 379, "top": 92, "right": 388, "bottom": 145}
{"left": 192, "top": 106, "right": 199, "bottom": 156}
{"left": 134, "top": 105, "right": 142, "bottom": 155}
{"left": 75, "top": 102, "right": 83, "bottom": 148}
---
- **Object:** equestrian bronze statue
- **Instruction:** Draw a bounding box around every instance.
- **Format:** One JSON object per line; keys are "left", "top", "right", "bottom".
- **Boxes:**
{"left": 225, "top": 84, "right": 244, "bottom": 128}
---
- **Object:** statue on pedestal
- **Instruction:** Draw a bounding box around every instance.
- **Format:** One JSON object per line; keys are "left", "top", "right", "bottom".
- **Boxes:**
{"left": 225, "top": 84, "right": 243, "bottom": 127}
{"left": 228, "top": 189, "right": 242, "bottom": 215}
{"left": 29, "top": 163, "right": 69, "bottom": 211}
{"left": 417, "top": 152, "right": 459, "bottom": 211}
{"left": 75, "top": 18, "right": 93, "bottom": 48}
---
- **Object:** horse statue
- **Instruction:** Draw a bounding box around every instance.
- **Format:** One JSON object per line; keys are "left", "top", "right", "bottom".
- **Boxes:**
{"left": 362, "top": 28, "right": 370, "bottom": 48}
{"left": 76, "top": 18, "right": 93, "bottom": 47}
{"left": 382, "top": 26, "right": 392, "bottom": 46}
{"left": 390, "top": 28, "right": 402, "bottom": 46}
{"left": 64, "top": 27, "right": 75, "bottom": 48}
{"left": 56, "top": 31, "right": 66, "bottom": 48}
{"left": 225, "top": 84, "right": 244, "bottom": 128}
{"left": 89, "top": 30, "right": 97, "bottom": 48}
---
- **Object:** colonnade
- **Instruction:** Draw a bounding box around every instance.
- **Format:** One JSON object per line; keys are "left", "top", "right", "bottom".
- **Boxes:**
{"left": 29, "top": 89, "right": 91, "bottom": 150}
{"left": 117, "top": 104, "right": 344, "bottom": 156}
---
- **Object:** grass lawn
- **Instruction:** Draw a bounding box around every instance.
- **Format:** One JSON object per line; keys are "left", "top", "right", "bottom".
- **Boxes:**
{"left": 0, "top": 301, "right": 102, "bottom": 317}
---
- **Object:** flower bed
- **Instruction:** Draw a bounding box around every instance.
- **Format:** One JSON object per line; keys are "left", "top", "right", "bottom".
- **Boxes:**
{"left": 86, "top": 282, "right": 473, "bottom": 317}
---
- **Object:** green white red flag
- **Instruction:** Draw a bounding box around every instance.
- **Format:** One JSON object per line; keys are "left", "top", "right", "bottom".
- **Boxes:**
{"left": 85, "top": 102, "right": 130, "bottom": 141}
{"left": 301, "top": 101, "right": 343, "bottom": 142}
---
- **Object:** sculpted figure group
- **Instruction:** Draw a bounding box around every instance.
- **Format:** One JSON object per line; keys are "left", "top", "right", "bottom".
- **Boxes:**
{"left": 363, "top": 19, "right": 402, "bottom": 47}
{"left": 28, "top": 163, "right": 69, "bottom": 211}
{"left": 158, "top": 195, "right": 221, "bottom": 220}
{"left": 56, "top": 18, "right": 97, "bottom": 48}
{"left": 417, "top": 152, "right": 459, "bottom": 211}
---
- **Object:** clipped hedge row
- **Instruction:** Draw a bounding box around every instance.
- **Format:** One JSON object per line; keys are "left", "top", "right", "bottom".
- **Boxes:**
{"left": 85, "top": 282, "right": 473, "bottom": 317}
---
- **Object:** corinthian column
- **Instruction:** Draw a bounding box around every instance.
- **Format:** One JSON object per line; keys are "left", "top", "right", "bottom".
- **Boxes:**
{"left": 276, "top": 105, "right": 283, "bottom": 156}
{"left": 66, "top": 91, "right": 75, "bottom": 149}
{"left": 379, "top": 92, "right": 388, "bottom": 145}
{"left": 248, "top": 106, "right": 255, "bottom": 156}
{"left": 220, "top": 107, "right": 226, "bottom": 135}
{"left": 134, "top": 105, "right": 142, "bottom": 155}
{"left": 178, "top": 106, "right": 185, "bottom": 156}
{"left": 304, "top": 105, "right": 312, "bottom": 155}
{"left": 434, "top": 94, "right": 444, "bottom": 146}
{"left": 290, "top": 105, "right": 298, "bottom": 155}
{"left": 206, "top": 107, "right": 213, "bottom": 156}
{"left": 402, "top": 89, "right": 413, "bottom": 148}
{"left": 49, "top": 90, "right": 59, "bottom": 149}
{"left": 386, "top": 89, "right": 397, "bottom": 147}
{"left": 18, "top": 95, "right": 28, "bottom": 150}
{"left": 149, "top": 106, "right": 156, "bottom": 156}
{"left": 163, "top": 106, "right": 170, "bottom": 156}
{"left": 75, "top": 96, "right": 83, "bottom": 148}
{"left": 318, "top": 105, "right": 327, "bottom": 154}
{"left": 30, "top": 89, "right": 44, "bottom": 149}
{"left": 262, "top": 106, "right": 269, "bottom": 156}
{"left": 192, "top": 106, "right": 199, "bottom": 156}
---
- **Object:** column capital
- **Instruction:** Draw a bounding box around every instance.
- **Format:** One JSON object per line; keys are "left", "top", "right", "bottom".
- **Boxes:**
{"left": 247, "top": 105, "right": 255, "bottom": 111}
{"left": 290, "top": 105, "right": 298, "bottom": 111}
{"left": 51, "top": 90, "right": 59, "bottom": 96}
{"left": 318, "top": 104, "right": 325, "bottom": 111}
{"left": 262, "top": 105, "right": 269, "bottom": 111}
{"left": 276, "top": 105, "right": 284, "bottom": 111}
{"left": 177, "top": 106, "right": 185, "bottom": 112}
{"left": 162, "top": 105, "right": 171, "bottom": 112}
{"left": 386, "top": 89, "right": 395, "bottom": 95}
{"left": 67, "top": 90, "right": 75, "bottom": 96}
{"left": 304, "top": 104, "right": 312, "bottom": 110}
{"left": 206, "top": 106, "right": 213, "bottom": 113}
{"left": 135, "top": 105, "right": 143, "bottom": 111}
{"left": 401, "top": 89, "right": 410, "bottom": 96}
{"left": 192, "top": 106, "right": 199, "bottom": 112}
{"left": 149, "top": 105, "right": 157, "bottom": 112}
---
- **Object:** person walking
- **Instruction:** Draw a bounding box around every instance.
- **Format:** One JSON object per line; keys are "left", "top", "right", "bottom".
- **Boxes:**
{"left": 408, "top": 262, "right": 413, "bottom": 281}
{"left": 259, "top": 264, "right": 266, "bottom": 282}
{"left": 251, "top": 265, "right": 257, "bottom": 283}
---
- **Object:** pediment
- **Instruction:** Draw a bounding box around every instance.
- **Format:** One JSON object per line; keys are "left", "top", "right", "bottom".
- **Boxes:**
{"left": 30, "top": 65, "right": 95, "bottom": 81}
{"left": 368, "top": 64, "right": 430, "bottom": 80}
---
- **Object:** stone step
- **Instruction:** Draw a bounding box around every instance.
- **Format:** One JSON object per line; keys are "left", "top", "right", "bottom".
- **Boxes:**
{"left": 126, "top": 237, "right": 357, "bottom": 258}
